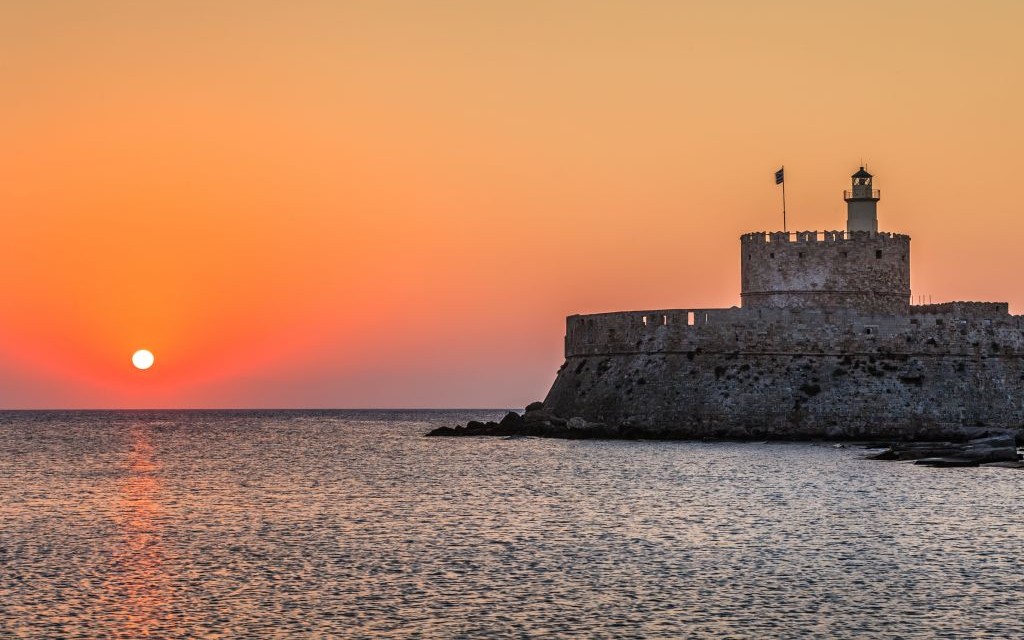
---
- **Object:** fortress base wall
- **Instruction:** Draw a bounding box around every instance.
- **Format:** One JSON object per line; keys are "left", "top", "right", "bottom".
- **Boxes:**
{"left": 544, "top": 306, "right": 1024, "bottom": 439}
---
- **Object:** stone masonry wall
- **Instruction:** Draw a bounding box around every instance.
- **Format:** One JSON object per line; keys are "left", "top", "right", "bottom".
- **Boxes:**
{"left": 740, "top": 231, "right": 910, "bottom": 314}
{"left": 544, "top": 305, "right": 1024, "bottom": 439}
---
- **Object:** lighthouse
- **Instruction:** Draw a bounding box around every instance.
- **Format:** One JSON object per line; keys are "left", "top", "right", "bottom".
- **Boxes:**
{"left": 844, "top": 166, "right": 880, "bottom": 234}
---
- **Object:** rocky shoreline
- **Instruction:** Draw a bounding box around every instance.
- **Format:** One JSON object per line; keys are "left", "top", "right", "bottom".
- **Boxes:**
{"left": 426, "top": 404, "right": 1024, "bottom": 468}
{"left": 426, "top": 403, "right": 633, "bottom": 440}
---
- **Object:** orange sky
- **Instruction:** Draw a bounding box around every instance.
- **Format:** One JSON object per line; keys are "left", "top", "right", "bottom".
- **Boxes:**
{"left": 1, "top": 1, "right": 1022, "bottom": 408}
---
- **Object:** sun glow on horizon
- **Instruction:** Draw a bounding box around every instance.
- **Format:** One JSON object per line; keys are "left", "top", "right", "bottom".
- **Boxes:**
{"left": 1, "top": 1, "right": 1022, "bottom": 408}
{"left": 132, "top": 350, "right": 155, "bottom": 371}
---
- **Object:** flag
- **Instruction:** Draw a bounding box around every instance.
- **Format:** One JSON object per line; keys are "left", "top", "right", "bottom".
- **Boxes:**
{"left": 775, "top": 167, "right": 784, "bottom": 184}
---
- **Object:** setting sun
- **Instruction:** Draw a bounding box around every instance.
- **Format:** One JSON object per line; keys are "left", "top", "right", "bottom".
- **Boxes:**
{"left": 1, "top": 1, "right": 1022, "bottom": 412}
{"left": 132, "top": 350, "right": 155, "bottom": 371}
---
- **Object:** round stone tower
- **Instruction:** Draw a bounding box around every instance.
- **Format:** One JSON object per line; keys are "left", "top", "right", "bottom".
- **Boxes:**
{"left": 740, "top": 168, "right": 910, "bottom": 314}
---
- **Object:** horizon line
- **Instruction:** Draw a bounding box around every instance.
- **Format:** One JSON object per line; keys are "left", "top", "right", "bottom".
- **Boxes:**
{"left": 0, "top": 407, "right": 522, "bottom": 412}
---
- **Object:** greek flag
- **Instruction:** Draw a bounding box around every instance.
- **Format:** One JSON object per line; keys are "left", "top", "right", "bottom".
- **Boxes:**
{"left": 775, "top": 167, "right": 784, "bottom": 184}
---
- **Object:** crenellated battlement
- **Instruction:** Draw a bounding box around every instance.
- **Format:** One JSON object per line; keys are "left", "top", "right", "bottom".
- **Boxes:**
{"left": 740, "top": 230, "right": 910, "bottom": 244}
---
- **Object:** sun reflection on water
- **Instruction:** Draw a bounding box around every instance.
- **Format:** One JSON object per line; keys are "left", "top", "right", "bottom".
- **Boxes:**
{"left": 101, "top": 425, "right": 177, "bottom": 637}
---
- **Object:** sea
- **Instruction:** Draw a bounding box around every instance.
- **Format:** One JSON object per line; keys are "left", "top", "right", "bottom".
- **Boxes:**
{"left": 0, "top": 410, "right": 1021, "bottom": 638}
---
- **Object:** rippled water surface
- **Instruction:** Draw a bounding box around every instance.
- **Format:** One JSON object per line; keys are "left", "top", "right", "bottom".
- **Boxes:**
{"left": 1, "top": 410, "right": 1022, "bottom": 638}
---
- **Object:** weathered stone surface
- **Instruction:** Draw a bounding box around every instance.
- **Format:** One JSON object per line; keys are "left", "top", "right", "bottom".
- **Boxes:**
{"left": 525, "top": 401, "right": 545, "bottom": 412}
{"left": 543, "top": 304, "right": 1024, "bottom": 440}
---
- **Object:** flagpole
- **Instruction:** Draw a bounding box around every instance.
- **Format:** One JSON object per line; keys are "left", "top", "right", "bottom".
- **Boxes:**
{"left": 781, "top": 165, "right": 787, "bottom": 232}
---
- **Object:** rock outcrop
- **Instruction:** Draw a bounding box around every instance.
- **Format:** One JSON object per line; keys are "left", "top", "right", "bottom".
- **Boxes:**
{"left": 426, "top": 406, "right": 618, "bottom": 439}
{"left": 868, "top": 434, "right": 1022, "bottom": 467}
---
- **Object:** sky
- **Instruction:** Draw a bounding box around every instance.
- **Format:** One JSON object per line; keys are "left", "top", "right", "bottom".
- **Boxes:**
{"left": 1, "top": 0, "right": 1022, "bottom": 408}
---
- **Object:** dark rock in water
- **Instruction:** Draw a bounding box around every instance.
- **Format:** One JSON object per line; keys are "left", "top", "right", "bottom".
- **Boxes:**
{"left": 961, "top": 434, "right": 1020, "bottom": 462}
{"left": 425, "top": 410, "right": 554, "bottom": 437}
{"left": 525, "top": 401, "right": 545, "bottom": 413}
{"left": 522, "top": 409, "right": 555, "bottom": 423}
{"left": 519, "top": 409, "right": 567, "bottom": 427}
{"left": 914, "top": 457, "right": 981, "bottom": 468}
{"left": 868, "top": 444, "right": 966, "bottom": 461}
{"left": 430, "top": 411, "right": 1022, "bottom": 452}
{"left": 499, "top": 411, "right": 523, "bottom": 427}
{"left": 867, "top": 448, "right": 900, "bottom": 461}
{"left": 981, "top": 460, "right": 1024, "bottom": 469}
{"left": 427, "top": 407, "right": 623, "bottom": 439}
{"left": 870, "top": 433, "right": 1020, "bottom": 466}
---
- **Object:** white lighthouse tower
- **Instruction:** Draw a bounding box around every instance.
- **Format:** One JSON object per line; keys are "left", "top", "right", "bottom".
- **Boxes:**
{"left": 844, "top": 167, "right": 880, "bottom": 234}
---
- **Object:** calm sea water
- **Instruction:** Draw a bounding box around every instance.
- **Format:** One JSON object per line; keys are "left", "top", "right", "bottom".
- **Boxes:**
{"left": 0, "top": 410, "right": 1021, "bottom": 638}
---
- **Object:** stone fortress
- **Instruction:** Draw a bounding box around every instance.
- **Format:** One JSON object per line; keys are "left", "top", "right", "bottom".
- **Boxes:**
{"left": 541, "top": 168, "right": 1024, "bottom": 439}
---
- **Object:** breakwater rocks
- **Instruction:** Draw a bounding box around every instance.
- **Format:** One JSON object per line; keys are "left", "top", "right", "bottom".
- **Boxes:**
{"left": 427, "top": 407, "right": 1024, "bottom": 469}
{"left": 427, "top": 405, "right": 1024, "bottom": 451}
{"left": 426, "top": 404, "right": 625, "bottom": 440}
{"left": 869, "top": 434, "right": 1024, "bottom": 468}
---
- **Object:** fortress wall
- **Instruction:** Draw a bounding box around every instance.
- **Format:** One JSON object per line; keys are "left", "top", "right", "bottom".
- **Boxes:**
{"left": 543, "top": 348, "right": 1024, "bottom": 439}
{"left": 549, "top": 306, "right": 1024, "bottom": 438}
{"left": 565, "top": 307, "right": 1024, "bottom": 359}
{"left": 739, "top": 231, "right": 910, "bottom": 313}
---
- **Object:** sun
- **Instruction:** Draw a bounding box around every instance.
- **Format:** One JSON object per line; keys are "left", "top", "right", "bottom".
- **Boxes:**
{"left": 132, "top": 349, "right": 155, "bottom": 370}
